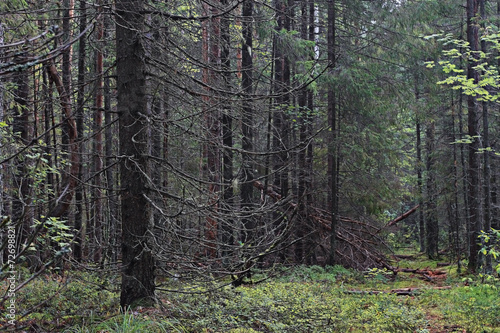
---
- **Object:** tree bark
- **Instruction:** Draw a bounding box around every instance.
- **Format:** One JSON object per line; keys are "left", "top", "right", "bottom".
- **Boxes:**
{"left": 240, "top": 0, "right": 255, "bottom": 245}
{"left": 220, "top": 0, "right": 234, "bottom": 263}
{"left": 425, "top": 120, "right": 438, "bottom": 259}
{"left": 415, "top": 84, "right": 425, "bottom": 253}
{"left": 466, "top": 0, "right": 482, "bottom": 273}
{"left": 116, "top": 0, "right": 155, "bottom": 308}
{"left": 74, "top": 0, "right": 86, "bottom": 261}
{"left": 201, "top": 0, "right": 221, "bottom": 259}
{"left": 11, "top": 55, "right": 31, "bottom": 247}
{"left": 480, "top": 0, "right": 492, "bottom": 274}
{"left": 327, "top": 0, "right": 338, "bottom": 266}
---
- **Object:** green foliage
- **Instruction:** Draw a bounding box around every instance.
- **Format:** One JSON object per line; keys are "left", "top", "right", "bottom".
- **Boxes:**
{"left": 479, "top": 228, "right": 500, "bottom": 275}
{"left": 426, "top": 31, "right": 500, "bottom": 102}
{"left": 155, "top": 266, "right": 428, "bottom": 332}
{"left": 4, "top": 264, "right": 500, "bottom": 332}
{"left": 92, "top": 309, "right": 176, "bottom": 333}
{"left": 364, "top": 267, "right": 393, "bottom": 284}
{"left": 31, "top": 216, "right": 74, "bottom": 255}
{"left": 276, "top": 264, "right": 361, "bottom": 284}
{"left": 421, "top": 280, "right": 500, "bottom": 332}
{"left": 1, "top": 269, "right": 118, "bottom": 330}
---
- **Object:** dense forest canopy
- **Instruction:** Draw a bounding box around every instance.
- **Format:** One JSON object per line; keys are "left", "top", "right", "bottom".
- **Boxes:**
{"left": 0, "top": 0, "right": 499, "bottom": 308}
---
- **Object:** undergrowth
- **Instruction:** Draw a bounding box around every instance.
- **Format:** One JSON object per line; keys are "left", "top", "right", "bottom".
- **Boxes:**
{"left": 1, "top": 260, "right": 499, "bottom": 332}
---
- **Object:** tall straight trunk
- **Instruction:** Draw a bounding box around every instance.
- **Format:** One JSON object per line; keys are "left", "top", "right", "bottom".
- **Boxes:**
{"left": 11, "top": 56, "right": 31, "bottom": 245}
{"left": 60, "top": 0, "right": 73, "bottom": 223}
{"left": 221, "top": 0, "right": 234, "bottom": 262}
{"left": 295, "top": 0, "right": 311, "bottom": 263}
{"left": 42, "top": 58, "right": 57, "bottom": 220}
{"left": 272, "top": 0, "right": 291, "bottom": 242}
{"left": 0, "top": 22, "right": 4, "bottom": 265}
{"left": 74, "top": 0, "right": 86, "bottom": 261}
{"left": 240, "top": 0, "right": 255, "bottom": 244}
{"left": 480, "top": 0, "right": 492, "bottom": 273}
{"left": 92, "top": 2, "right": 104, "bottom": 263}
{"left": 305, "top": 1, "right": 317, "bottom": 264}
{"left": 450, "top": 98, "right": 462, "bottom": 273}
{"left": 61, "top": 0, "right": 72, "bottom": 152}
{"left": 493, "top": 172, "right": 499, "bottom": 230}
{"left": 104, "top": 73, "right": 117, "bottom": 264}
{"left": 201, "top": 1, "right": 221, "bottom": 259}
{"left": 425, "top": 121, "right": 438, "bottom": 259}
{"left": 116, "top": 0, "right": 155, "bottom": 308}
{"left": 415, "top": 84, "right": 425, "bottom": 253}
{"left": 494, "top": 0, "right": 500, "bottom": 231}
{"left": 416, "top": 119, "right": 425, "bottom": 253}
{"left": 327, "top": 0, "right": 338, "bottom": 266}
{"left": 466, "top": 0, "right": 482, "bottom": 273}
{"left": 103, "top": 14, "right": 117, "bottom": 265}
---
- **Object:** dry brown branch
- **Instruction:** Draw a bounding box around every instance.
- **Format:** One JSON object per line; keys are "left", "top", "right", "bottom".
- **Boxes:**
{"left": 380, "top": 205, "right": 420, "bottom": 230}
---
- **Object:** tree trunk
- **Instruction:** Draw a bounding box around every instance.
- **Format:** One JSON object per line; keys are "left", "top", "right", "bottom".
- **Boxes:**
{"left": 74, "top": 0, "right": 86, "bottom": 262}
{"left": 466, "top": 0, "right": 482, "bottom": 273}
{"left": 220, "top": 0, "right": 234, "bottom": 264}
{"left": 450, "top": 98, "right": 462, "bottom": 273}
{"left": 240, "top": 0, "right": 255, "bottom": 245}
{"left": 201, "top": 1, "right": 221, "bottom": 259}
{"left": 295, "top": 0, "right": 311, "bottom": 263}
{"left": 327, "top": 0, "right": 338, "bottom": 266}
{"left": 11, "top": 55, "right": 31, "bottom": 248}
{"left": 480, "top": 0, "right": 492, "bottom": 274}
{"left": 92, "top": 1, "right": 104, "bottom": 263}
{"left": 415, "top": 82, "right": 425, "bottom": 253}
{"left": 425, "top": 120, "right": 438, "bottom": 259}
{"left": 59, "top": 0, "right": 73, "bottom": 228}
{"left": 116, "top": 0, "right": 155, "bottom": 308}
{"left": 272, "top": 0, "right": 291, "bottom": 261}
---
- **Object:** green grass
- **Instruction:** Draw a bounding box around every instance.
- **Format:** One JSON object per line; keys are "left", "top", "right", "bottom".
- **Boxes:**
{"left": 1, "top": 258, "right": 499, "bottom": 332}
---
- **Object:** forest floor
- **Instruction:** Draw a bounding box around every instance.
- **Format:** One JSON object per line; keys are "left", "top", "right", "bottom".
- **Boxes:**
{"left": 1, "top": 252, "right": 499, "bottom": 332}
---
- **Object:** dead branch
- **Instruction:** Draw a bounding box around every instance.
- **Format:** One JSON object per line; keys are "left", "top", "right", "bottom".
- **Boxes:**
{"left": 46, "top": 61, "right": 79, "bottom": 218}
{"left": 345, "top": 285, "right": 451, "bottom": 296}
{"left": 252, "top": 180, "right": 393, "bottom": 270}
{"left": 380, "top": 205, "right": 420, "bottom": 231}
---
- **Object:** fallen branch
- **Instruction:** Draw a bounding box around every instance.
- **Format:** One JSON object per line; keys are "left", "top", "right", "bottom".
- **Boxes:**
{"left": 383, "top": 264, "right": 447, "bottom": 279}
{"left": 252, "top": 180, "right": 392, "bottom": 270}
{"left": 379, "top": 205, "right": 420, "bottom": 232}
{"left": 345, "top": 285, "right": 451, "bottom": 296}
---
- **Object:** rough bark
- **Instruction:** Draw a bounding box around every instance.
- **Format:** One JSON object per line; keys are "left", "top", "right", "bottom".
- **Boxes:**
{"left": 480, "top": 0, "right": 492, "bottom": 273}
{"left": 466, "top": 0, "right": 482, "bottom": 273}
{"left": 116, "top": 0, "right": 155, "bottom": 308}
{"left": 240, "top": 0, "right": 255, "bottom": 245}
{"left": 327, "top": 0, "right": 338, "bottom": 266}
{"left": 425, "top": 120, "right": 438, "bottom": 259}
{"left": 92, "top": 1, "right": 104, "bottom": 263}
{"left": 220, "top": 0, "right": 234, "bottom": 263}
{"left": 74, "top": 0, "right": 86, "bottom": 261}
{"left": 201, "top": 0, "right": 221, "bottom": 259}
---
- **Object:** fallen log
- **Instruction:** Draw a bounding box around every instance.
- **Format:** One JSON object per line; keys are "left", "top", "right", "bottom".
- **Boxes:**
{"left": 398, "top": 268, "right": 446, "bottom": 276}
{"left": 383, "top": 265, "right": 447, "bottom": 280}
{"left": 345, "top": 285, "right": 451, "bottom": 296}
{"left": 392, "top": 254, "right": 416, "bottom": 260}
{"left": 437, "top": 262, "right": 451, "bottom": 267}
